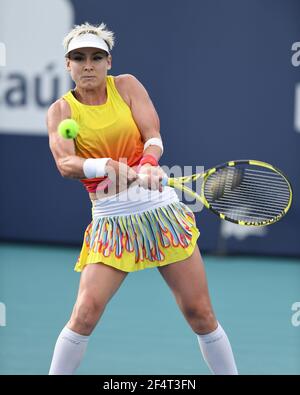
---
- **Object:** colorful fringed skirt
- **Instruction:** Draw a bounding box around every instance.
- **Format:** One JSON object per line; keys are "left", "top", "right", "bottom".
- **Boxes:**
{"left": 75, "top": 184, "right": 200, "bottom": 272}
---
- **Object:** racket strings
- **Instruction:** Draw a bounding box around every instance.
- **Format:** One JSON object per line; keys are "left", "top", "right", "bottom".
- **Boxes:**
{"left": 204, "top": 167, "right": 290, "bottom": 223}
{"left": 205, "top": 180, "right": 289, "bottom": 204}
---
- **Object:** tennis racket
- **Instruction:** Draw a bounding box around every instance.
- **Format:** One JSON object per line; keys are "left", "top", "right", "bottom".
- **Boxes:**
{"left": 160, "top": 160, "right": 292, "bottom": 226}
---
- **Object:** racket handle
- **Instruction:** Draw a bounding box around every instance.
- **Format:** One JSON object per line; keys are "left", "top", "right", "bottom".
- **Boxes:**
{"left": 161, "top": 176, "right": 169, "bottom": 186}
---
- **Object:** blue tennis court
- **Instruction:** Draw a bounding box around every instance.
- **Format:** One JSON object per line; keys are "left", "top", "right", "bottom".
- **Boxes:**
{"left": 1, "top": 242, "right": 299, "bottom": 375}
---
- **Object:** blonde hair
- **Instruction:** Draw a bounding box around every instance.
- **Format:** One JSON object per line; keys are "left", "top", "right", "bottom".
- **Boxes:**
{"left": 63, "top": 22, "right": 115, "bottom": 53}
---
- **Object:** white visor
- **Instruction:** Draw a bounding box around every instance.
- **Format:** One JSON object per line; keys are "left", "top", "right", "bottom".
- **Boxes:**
{"left": 65, "top": 33, "right": 110, "bottom": 56}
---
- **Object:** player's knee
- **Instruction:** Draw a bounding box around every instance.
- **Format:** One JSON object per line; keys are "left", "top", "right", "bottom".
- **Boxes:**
{"left": 183, "top": 304, "right": 216, "bottom": 334}
{"left": 70, "top": 295, "right": 105, "bottom": 334}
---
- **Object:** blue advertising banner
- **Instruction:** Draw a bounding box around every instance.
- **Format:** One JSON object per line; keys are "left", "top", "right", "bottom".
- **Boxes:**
{"left": 0, "top": 0, "right": 299, "bottom": 255}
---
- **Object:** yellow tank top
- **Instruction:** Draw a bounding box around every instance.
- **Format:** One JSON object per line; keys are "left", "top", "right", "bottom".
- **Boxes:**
{"left": 62, "top": 75, "right": 144, "bottom": 192}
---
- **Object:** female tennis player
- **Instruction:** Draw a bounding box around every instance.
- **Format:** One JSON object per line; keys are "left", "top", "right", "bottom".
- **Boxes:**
{"left": 47, "top": 22, "right": 238, "bottom": 375}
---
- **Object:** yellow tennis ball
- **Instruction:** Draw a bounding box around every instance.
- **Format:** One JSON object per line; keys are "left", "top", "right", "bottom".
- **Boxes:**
{"left": 58, "top": 119, "right": 79, "bottom": 139}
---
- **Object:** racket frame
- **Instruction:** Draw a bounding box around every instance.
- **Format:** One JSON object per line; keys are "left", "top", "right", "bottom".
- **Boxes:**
{"left": 166, "top": 159, "right": 293, "bottom": 226}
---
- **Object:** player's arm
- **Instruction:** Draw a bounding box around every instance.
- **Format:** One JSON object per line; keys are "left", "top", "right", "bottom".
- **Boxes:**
{"left": 47, "top": 99, "right": 136, "bottom": 184}
{"left": 115, "top": 74, "right": 163, "bottom": 161}
{"left": 115, "top": 75, "right": 165, "bottom": 191}
{"left": 47, "top": 99, "right": 86, "bottom": 179}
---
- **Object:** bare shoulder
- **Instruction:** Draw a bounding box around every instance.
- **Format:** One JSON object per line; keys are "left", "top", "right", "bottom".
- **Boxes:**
{"left": 47, "top": 98, "right": 75, "bottom": 159}
{"left": 114, "top": 73, "right": 139, "bottom": 87}
{"left": 47, "top": 98, "right": 71, "bottom": 120}
{"left": 114, "top": 74, "right": 149, "bottom": 106}
{"left": 47, "top": 98, "right": 71, "bottom": 131}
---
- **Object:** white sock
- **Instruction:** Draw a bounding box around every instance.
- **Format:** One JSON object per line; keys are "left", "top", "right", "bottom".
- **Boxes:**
{"left": 197, "top": 322, "right": 238, "bottom": 375}
{"left": 49, "top": 326, "right": 89, "bottom": 375}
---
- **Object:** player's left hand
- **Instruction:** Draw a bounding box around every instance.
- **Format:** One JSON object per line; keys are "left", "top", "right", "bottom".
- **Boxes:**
{"left": 137, "top": 164, "right": 166, "bottom": 192}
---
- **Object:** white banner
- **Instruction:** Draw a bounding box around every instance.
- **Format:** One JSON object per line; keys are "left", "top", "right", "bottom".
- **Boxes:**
{"left": 0, "top": 0, "right": 74, "bottom": 135}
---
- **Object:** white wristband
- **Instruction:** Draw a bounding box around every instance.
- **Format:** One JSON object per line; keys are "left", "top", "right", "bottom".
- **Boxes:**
{"left": 83, "top": 158, "right": 111, "bottom": 178}
{"left": 143, "top": 137, "right": 164, "bottom": 154}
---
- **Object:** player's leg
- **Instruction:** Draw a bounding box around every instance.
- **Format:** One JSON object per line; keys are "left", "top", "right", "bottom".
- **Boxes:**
{"left": 49, "top": 263, "right": 128, "bottom": 375}
{"left": 158, "top": 245, "right": 238, "bottom": 375}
